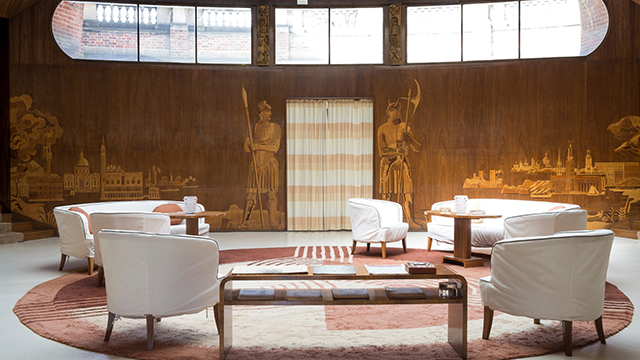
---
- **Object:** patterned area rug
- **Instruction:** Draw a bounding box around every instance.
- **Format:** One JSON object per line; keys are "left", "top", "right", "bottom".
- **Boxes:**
{"left": 14, "top": 246, "right": 634, "bottom": 360}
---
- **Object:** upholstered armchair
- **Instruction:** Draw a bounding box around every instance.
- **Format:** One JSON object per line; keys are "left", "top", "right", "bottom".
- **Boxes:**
{"left": 99, "top": 229, "right": 223, "bottom": 350}
{"left": 54, "top": 207, "right": 95, "bottom": 275}
{"left": 348, "top": 198, "right": 409, "bottom": 259}
{"left": 480, "top": 229, "right": 615, "bottom": 356}
{"left": 90, "top": 212, "right": 171, "bottom": 287}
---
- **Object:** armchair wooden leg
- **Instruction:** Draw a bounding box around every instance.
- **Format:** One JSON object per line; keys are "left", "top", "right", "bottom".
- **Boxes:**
{"left": 595, "top": 316, "right": 606, "bottom": 344}
{"left": 146, "top": 314, "right": 155, "bottom": 350}
{"left": 97, "top": 266, "right": 105, "bottom": 287}
{"left": 562, "top": 320, "right": 573, "bottom": 356}
{"left": 402, "top": 238, "right": 407, "bottom": 253}
{"left": 534, "top": 318, "right": 541, "bottom": 324}
{"left": 59, "top": 254, "right": 68, "bottom": 271}
{"left": 381, "top": 243, "right": 386, "bottom": 259}
{"left": 482, "top": 306, "right": 494, "bottom": 339}
{"left": 366, "top": 243, "right": 371, "bottom": 252}
{"left": 104, "top": 312, "right": 116, "bottom": 341}
{"left": 214, "top": 303, "right": 221, "bottom": 334}
{"left": 427, "top": 237, "right": 433, "bottom": 252}
{"left": 87, "top": 258, "right": 94, "bottom": 276}
{"left": 351, "top": 240, "right": 357, "bottom": 255}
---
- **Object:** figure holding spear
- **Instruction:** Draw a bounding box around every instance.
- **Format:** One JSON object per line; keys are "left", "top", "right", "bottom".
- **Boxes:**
{"left": 377, "top": 80, "right": 422, "bottom": 227}
{"left": 241, "top": 88, "right": 282, "bottom": 229}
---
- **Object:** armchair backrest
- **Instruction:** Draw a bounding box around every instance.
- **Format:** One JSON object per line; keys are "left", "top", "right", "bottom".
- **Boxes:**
{"left": 348, "top": 198, "right": 403, "bottom": 241}
{"left": 98, "top": 229, "right": 221, "bottom": 318}
{"left": 91, "top": 212, "right": 171, "bottom": 267}
{"left": 503, "top": 208, "right": 587, "bottom": 239}
{"left": 487, "top": 229, "right": 614, "bottom": 321}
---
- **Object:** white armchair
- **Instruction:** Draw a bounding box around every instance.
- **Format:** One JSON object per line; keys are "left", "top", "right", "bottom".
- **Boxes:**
{"left": 54, "top": 207, "right": 94, "bottom": 274}
{"left": 348, "top": 198, "right": 409, "bottom": 259}
{"left": 99, "top": 230, "right": 223, "bottom": 350}
{"left": 90, "top": 212, "right": 171, "bottom": 287}
{"left": 480, "top": 229, "right": 615, "bottom": 356}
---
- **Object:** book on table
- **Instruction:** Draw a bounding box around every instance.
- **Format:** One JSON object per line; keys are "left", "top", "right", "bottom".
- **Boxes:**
{"left": 404, "top": 262, "right": 436, "bottom": 274}
{"left": 385, "top": 287, "right": 427, "bottom": 299}
{"left": 331, "top": 288, "right": 370, "bottom": 300}
{"left": 364, "top": 264, "right": 407, "bottom": 275}
{"left": 312, "top": 265, "right": 356, "bottom": 275}
{"left": 286, "top": 289, "right": 323, "bottom": 300}
{"left": 237, "top": 288, "right": 276, "bottom": 300}
{"left": 232, "top": 265, "right": 309, "bottom": 275}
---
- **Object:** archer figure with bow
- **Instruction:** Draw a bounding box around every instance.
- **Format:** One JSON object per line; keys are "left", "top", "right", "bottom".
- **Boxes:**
{"left": 377, "top": 80, "right": 422, "bottom": 226}
{"left": 241, "top": 87, "right": 281, "bottom": 230}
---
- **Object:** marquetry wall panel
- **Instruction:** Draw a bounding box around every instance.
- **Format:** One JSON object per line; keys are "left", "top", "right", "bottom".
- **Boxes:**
{"left": 5, "top": 0, "right": 640, "bottom": 234}
{"left": 1, "top": 18, "right": 9, "bottom": 212}
{"left": 587, "top": 0, "right": 634, "bottom": 62}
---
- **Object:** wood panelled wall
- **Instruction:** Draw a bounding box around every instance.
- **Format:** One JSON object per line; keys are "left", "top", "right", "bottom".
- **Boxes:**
{"left": 1, "top": 18, "right": 9, "bottom": 212}
{"left": 6, "top": 0, "right": 640, "bottom": 234}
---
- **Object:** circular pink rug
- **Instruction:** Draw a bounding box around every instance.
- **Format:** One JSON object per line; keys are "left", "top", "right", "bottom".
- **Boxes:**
{"left": 14, "top": 246, "right": 634, "bottom": 360}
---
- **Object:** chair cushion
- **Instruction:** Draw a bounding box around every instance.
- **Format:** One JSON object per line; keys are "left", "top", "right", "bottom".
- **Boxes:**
{"left": 376, "top": 223, "right": 409, "bottom": 243}
{"left": 427, "top": 222, "right": 503, "bottom": 247}
{"left": 153, "top": 203, "right": 183, "bottom": 225}
{"left": 69, "top": 206, "right": 92, "bottom": 234}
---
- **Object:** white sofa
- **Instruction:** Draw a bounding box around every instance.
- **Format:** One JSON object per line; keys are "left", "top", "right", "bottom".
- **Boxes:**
{"left": 54, "top": 200, "right": 210, "bottom": 274}
{"left": 426, "top": 198, "right": 586, "bottom": 254}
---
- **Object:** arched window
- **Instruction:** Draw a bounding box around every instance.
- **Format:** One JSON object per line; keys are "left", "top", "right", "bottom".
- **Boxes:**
{"left": 407, "top": 0, "right": 608, "bottom": 63}
{"left": 52, "top": 1, "right": 252, "bottom": 64}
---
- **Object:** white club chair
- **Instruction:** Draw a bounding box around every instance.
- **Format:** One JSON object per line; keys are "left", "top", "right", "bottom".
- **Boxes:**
{"left": 99, "top": 229, "right": 223, "bottom": 350}
{"left": 90, "top": 212, "right": 171, "bottom": 287}
{"left": 54, "top": 208, "right": 95, "bottom": 275}
{"left": 480, "top": 229, "right": 615, "bottom": 356}
{"left": 348, "top": 198, "right": 409, "bottom": 259}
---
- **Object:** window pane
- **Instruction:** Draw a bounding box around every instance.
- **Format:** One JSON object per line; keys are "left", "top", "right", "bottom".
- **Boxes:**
{"left": 521, "top": 0, "right": 581, "bottom": 58}
{"left": 329, "top": 8, "right": 382, "bottom": 65}
{"left": 52, "top": 1, "right": 138, "bottom": 61}
{"left": 463, "top": 2, "right": 518, "bottom": 61}
{"left": 276, "top": 8, "right": 329, "bottom": 65}
{"left": 197, "top": 7, "right": 251, "bottom": 64}
{"left": 139, "top": 5, "right": 195, "bottom": 63}
{"left": 407, "top": 5, "right": 461, "bottom": 63}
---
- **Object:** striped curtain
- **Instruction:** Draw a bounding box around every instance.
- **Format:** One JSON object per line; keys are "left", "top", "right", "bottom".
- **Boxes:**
{"left": 287, "top": 99, "right": 373, "bottom": 231}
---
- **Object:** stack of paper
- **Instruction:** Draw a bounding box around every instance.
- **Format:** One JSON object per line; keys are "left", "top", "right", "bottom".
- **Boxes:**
{"left": 232, "top": 265, "right": 308, "bottom": 275}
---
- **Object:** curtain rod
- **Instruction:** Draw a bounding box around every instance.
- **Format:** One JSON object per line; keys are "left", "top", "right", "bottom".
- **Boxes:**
{"left": 286, "top": 97, "right": 374, "bottom": 101}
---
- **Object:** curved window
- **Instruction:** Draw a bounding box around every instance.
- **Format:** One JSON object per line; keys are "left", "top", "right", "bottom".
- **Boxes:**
{"left": 52, "top": 2, "right": 138, "bottom": 61}
{"left": 408, "top": 0, "right": 609, "bottom": 63}
{"left": 521, "top": 0, "right": 608, "bottom": 58}
{"left": 52, "top": 1, "right": 251, "bottom": 64}
{"left": 53, "top": 1, "right": 608, "bottom": 65}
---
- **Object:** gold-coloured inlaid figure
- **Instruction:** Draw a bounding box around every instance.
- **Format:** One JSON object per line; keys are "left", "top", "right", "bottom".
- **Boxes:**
{"left": 241, "top": 88, "right": 281, "bottom": 229}
{"left": 378, "top": 80, "right": 422, "bottom": 226}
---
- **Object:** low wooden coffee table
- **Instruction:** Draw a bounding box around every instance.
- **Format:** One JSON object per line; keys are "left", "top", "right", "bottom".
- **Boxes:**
{"left": 219, "top": 264, "right": 468, "bottom": 359}
{"left": 424, "top": 210, "right": 501, "bottom": 268}
{"left": 166, "top": 211, "right": 225, "bottom": 235}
